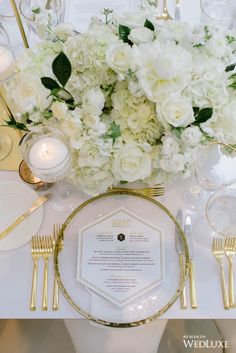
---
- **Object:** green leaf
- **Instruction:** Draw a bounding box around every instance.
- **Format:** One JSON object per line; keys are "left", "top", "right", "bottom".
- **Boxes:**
{"left": 32, "top": 7, "right": 41, "bottom": 14}
{"left": 52, "top": 52, "right": 72, "bottom": 87}
{"left": 104, "top": 122, "right": 121, "bottom": 143}
{"left": 226, "top": 63, "right": 236, "bottom": 72}
{"left": 118, "top": 25, "right": 132, "bottom": 45}
{"left": 41, "top": 77, "right": 60, "bottom": 90}
{"left": 144, "top": 19, "right": 154, "bottom": 31}
{"left": 193, "top": 107, "right": 200, "bottom": 117}
{"left": 5, "top": 119, "right": 28, "bottom": 131}
{"left": 229, "top": 73, "right": 236, "bottom": 80}
{"left": 228, "top": 81, "right": 236, "bottom": 89}
{"left": 194, "top": 107, "right": 213, "bottom": 124}
{"left": 120, "top": 180, "right": 128, "bottom": 184}
{"left": 172, "top": 127, "right": 184, "bottom": 138}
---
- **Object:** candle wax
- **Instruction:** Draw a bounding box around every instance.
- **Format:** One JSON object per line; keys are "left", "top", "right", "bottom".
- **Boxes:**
{"left": 29, "top": 137, "right": 69, "bottom": 170}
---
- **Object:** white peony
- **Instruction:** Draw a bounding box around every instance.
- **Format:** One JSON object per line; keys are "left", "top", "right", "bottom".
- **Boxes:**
{"left": 82, "top": 88, "right": 105, "bottom": 116}
{"left": 112, "top": 144, "right": 151, "bottom": 182}
{"left": 157, "top": 96, "right": 194, "bottom": 128}
{"left": 129, "top": 27, "right": 154, "bottom": 44}
{"left": 106, "top": 43, "right": 134, "bottom": 78}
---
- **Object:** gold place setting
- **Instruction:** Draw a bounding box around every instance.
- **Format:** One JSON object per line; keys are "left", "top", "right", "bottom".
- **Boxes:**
{"left": 0, "top": 0, "right": 236, "bottom": 331}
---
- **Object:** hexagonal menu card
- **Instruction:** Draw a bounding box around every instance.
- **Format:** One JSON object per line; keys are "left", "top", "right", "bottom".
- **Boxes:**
{"left": 77, "top": 207, "right": 164, "bottom": 307}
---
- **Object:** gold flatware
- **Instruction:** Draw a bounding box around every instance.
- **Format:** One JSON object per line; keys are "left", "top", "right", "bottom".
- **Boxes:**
{"left": 0, "top": 193, "right": 51, "bottom": 240}
{"left": 212, "top": 238, "right": 230, "bottom": 309}
{"left": 184, "top": 215, "right": 197, "bottom": 309}
{"left": 175, "top": 210, "right": 187, "bottom": 309}
{"left": 30, "top": 236, "right": 41, "bottom": 311}
{"left": 109, "top": 185, "right": 164, "bottom": 198}
{"left": 52, "top": 224, "right": 63, "bottom": 311}
{"left": 41, "top": 235, "right": 53, "bottom": 311}
{"left": 157, "top": 0, "right": 172, "bottom": 20}
{"left": 224, "top": 237, "right": 236, "bottom": 308}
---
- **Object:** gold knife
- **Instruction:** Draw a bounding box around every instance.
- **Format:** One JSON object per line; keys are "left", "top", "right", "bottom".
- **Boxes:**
{"left": 0, "top": 193, "right": 51, "bottom": 240}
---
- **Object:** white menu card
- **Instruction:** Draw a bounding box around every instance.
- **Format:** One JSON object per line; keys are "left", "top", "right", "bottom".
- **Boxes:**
{"left": 77, "top": 208, "right": 164, "bottom": 307}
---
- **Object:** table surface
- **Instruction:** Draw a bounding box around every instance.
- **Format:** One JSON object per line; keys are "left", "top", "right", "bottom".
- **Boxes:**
{"left": 1, "top": 0, "right": 236, "bottom": 320}
{"left": 0, "top": 170, "right": 235, "bottom": 319}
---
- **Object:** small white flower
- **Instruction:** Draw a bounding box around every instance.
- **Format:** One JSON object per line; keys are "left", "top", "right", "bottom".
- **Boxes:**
{"left": 206, "top": 33, "right": 227, "bottom": 58}
{"left": 160, "top": 153, "right": 185, "bottom": 173}
{"left": 82, "top": 88, "right": 105, "bottom": 116}
{"left": 181, "top": 126, "right": 203, "bottom": 147}
{"left": 51, "top": 101, "right": 68, "bottom": 120}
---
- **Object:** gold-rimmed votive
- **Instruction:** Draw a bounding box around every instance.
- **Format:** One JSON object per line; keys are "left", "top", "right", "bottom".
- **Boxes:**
{"left": 19, "top": 160, "right": 52, "bottom": 191}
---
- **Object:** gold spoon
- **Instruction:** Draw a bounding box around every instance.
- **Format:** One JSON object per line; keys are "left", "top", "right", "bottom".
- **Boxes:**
{"left": 157, "top": 0, "right": 173, "bottom": 20}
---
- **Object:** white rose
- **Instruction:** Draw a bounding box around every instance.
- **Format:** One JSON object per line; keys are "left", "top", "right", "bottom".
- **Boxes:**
{"left": 127, "top": 103, "right": 153, "bottom": 131}
{"left": 8, "top": 72, "right": 51, "bottom": 112}
{"left": 206, "top": 33, "right": 227, "bottom": 58}
{"left": 106, "top": 43, "right": 134, "bottom": 78}
{"left": 181, "top": 126, "right": 202, "bottom": 147}
{"left": 82, "top": 88, "right": 105, "bottom": 116}
{"left": 129, "top": 27, "right": 154, "bottom": 44}
{"left": 51, "top": 101, "right": 68, "bottom": 120}
{"left": 112, "top": 145, "right": 151, "bottom": 182}
{"left": 160, "top": 153, "right": 185, "bottom": 173}
{"left": 157, "top": 96, "right": 194, "bottom": 128}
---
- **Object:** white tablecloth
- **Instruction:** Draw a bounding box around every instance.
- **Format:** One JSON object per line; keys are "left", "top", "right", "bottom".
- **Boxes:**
{"left": 0, "top": 170, "right": 235, "bottom": 319}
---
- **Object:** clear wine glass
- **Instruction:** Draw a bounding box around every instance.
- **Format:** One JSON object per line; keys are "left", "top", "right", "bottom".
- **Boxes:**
{"left": 0, "top": 25, "right": 14, "bottom": 161}
{"left": 206, "top": 187, "right": 236, "bottom": 238}
{"left": 21, "top": 125, "right": 78, "bottom": 212}
{"left": 19, "top": 0, "right": 63, "bottom": 36}
{"left": 200, "top": 0, "right": 234, "bottom": 29}
{"left": 182, "top": 142, "right": 236, "bottom": 210}
{"left": 0, "top": 0, "right": 30, "bottom": 54}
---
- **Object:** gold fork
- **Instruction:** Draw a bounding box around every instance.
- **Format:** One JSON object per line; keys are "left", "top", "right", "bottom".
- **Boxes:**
{"left": 212, "top": 238, "right": 230, "bottom": 309}
{"left": 30, "top": 236, "right": 41, "bottom": 311}
{"left": 41, "top": 235, "right": 53, "bottom": 311}
{"left": 109, "top": 185, "right": 165, "bottom": 198}
{"left": 52, "top": 224, "right": 63, "bottom": 311}
{"left": 225, "top": 237, "right": 236, "bottom": 307}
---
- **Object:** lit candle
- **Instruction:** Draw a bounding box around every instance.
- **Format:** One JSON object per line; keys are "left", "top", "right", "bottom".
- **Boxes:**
{"left": 0, "top": 46, "right": 14, "bottom": 81}
{"left": 28, "top": 137, "right": 70, "bottom": 181}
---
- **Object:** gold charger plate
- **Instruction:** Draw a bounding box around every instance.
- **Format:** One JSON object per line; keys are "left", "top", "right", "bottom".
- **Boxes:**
{"left": 54, "top": 190, "right": 189, "bottom": 328}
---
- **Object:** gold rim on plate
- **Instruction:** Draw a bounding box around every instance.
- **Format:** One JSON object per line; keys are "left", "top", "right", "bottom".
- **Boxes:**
{"left": 54, "top": 190, "right": 190, "bottom": 328}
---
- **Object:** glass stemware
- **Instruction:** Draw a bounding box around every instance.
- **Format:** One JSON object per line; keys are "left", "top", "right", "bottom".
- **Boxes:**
{"left": 19, "top": 0, "right": 63, "bottom": 37}
{"left": 206, "top": 188, "right": 236, "bottom": 238}
{"left": 0, "top": 25, "right": 14, "bottom": 161}
{"left": 0, "top": 0, "right": 30, "bottom": 54}
{"left": 20, "top": 125, "right": 77, "bottom": 212}
{"left": 200, "top": 0, "right": 234, "bottom": 29}
{"left": 182, "top": 142, "right": 236, "bottom": 210}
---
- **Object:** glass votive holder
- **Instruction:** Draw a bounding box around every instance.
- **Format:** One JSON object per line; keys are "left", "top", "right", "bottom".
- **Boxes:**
{"left": 19, "top": 160, "right": 52, "bottom": 191}
{"left": 200, "top": 0, "right": 234, "bottom": 29}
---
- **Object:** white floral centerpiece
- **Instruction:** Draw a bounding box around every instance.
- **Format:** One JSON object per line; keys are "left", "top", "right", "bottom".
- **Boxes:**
{"left": 5, "top": 7, "right": 236, "bottom": 195}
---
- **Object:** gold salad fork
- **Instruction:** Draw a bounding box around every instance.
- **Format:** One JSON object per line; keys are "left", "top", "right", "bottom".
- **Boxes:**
{"left": 52, "top": 224, "right": 63, "bottom": 310}
{"left": 225, "top": 237, "right": 236, "bottom": 307}
{"left": 212, "top": 238, "right": 230, "bottom": 309}
{"left": 41, "top": 236, "right": 53, "bottom": 311}
{"left": 30, "top": 236, "right": 41, "bottom": 311}
{"left": 109, "top": 185, "right": 165, "bottom": 198}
